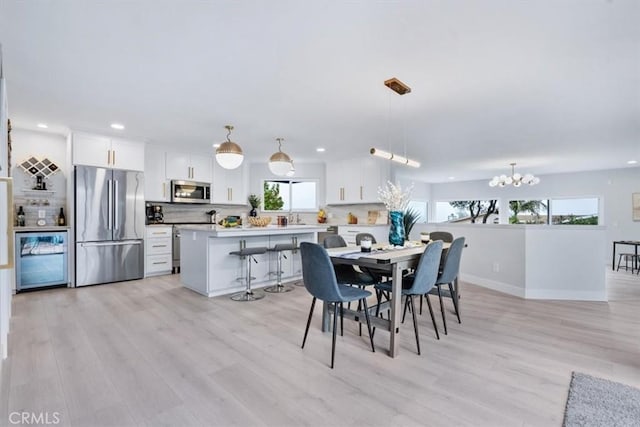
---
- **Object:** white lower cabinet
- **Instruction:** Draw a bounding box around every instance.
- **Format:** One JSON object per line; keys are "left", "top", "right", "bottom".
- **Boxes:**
{"left": 145, "top": 226, "right": 172, "bottom": 276}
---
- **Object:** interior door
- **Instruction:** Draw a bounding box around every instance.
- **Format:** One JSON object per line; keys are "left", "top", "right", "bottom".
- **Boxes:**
{"left": 112, "top": 169, "right": 144, "bottom": 241}
{"left": 75, "top": 166, "right": 112, "bottom": 242}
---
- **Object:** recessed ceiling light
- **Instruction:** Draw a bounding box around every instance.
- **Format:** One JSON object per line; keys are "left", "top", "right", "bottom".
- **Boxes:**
{"left": 36, "top": 123, "right": 48, "bottom": 129}
{"left": 316, "top": 147, "right": 325, "bottom": 152}
{"left": 448, "top": 176, "right": 455, "bottom": 180}
{"left": 212, "top": 143, "right": 220, "bottom": 148}
{"left": 628, "top": 160, "right": 637, "bottom": 165}
{"left": 110, "top": 123, "right": 125, "bottom": 130}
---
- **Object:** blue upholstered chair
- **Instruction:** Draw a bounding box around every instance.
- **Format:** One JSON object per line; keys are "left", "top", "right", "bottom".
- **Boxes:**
{"left": 429, "top": 237, "right": 465, "bottom": 335}
{"left": 429, "top": 231, "right": 454, "bottom": 243}
{"left": 300, "top": 242, "right": 375, "bottom": 369}
{"left": 323, "top": 235, "right": 377, "bottom": 286}
{"left": 374, "top": 241, "right": 443, "bottom": 355}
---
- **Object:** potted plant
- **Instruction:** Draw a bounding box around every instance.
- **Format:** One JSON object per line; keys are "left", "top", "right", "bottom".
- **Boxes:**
{"left": 248, "top": 194, "right": 261, "bottom": 217}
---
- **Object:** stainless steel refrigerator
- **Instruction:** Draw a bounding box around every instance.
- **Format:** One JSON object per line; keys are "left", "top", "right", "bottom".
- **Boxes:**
{"left": 75, "top": 166, "right": 144, "bottom": 286}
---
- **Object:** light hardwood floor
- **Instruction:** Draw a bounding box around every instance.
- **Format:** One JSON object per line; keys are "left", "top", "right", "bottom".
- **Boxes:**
{"left": 1, "top": 270, "right": 639, "bottom": 427}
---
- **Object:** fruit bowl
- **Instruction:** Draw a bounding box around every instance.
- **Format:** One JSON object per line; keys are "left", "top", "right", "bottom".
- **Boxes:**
{"left": 248, "top": 216, "right": 272, "bottom": 227}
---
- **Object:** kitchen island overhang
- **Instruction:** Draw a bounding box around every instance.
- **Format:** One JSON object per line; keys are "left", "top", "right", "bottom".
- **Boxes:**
{"left": 179, "top": 225, "right": 326, "bottom": 297}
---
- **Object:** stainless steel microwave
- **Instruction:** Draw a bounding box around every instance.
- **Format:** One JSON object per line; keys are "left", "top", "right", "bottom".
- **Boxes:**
{"left": 171, "top": 180, "right": 211, "bottom": 204}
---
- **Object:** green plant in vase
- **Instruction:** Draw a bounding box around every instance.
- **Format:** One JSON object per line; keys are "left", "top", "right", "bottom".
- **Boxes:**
{"left": 248, "top": 194, "right": 261, "bottom": 217}
{"left": 377, "top": 181, "right": 413, "bottom": 246}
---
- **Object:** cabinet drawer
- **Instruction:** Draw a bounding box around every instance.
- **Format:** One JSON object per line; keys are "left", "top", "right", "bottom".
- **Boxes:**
{"left": 146, "top": 237, "right": 172, "bottom": 255}
{"left": 145, "top": 226, "right": 172, "bottom": 238}
{"left": 146, "top": 254, "right": 172, "bottom": 274}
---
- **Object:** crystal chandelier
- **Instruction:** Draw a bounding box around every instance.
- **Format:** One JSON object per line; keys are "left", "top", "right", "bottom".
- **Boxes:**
{"left": 489, "top": 163, "right": 540, "bottom": 187}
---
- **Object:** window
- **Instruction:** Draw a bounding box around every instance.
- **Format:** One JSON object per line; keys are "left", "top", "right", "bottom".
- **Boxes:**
{"left": 435, "top": 200, "right": 499, "bottom": 224}
{"left": 550, "top": 197, "right": 599, "bottom": 225}
{"left": 407, "top": 200, "right": 428, "bottom": 223}
{"left": 508, "top": 200, "right": 549, "bottom": 224}
{"left": 263, "top": 179, "right": 318, "bottom": 212}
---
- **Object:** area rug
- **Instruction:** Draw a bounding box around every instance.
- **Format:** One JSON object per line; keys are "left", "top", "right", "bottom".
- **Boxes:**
{"left": 564, "top": 372, "right": 640, "bottom": 427}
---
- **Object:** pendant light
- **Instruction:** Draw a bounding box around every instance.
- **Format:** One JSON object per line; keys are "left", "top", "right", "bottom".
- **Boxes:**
{"left": 268, "top": 137, "right": 293, "bottom": 176}
{"left": 489, "top": 163, "right": 540, "bottom": 187}
{"left": 286, "top": 160, "right": 296, "bottom": 177}
{"left": 215, "top": 125, "right": 244, "bottom": 170}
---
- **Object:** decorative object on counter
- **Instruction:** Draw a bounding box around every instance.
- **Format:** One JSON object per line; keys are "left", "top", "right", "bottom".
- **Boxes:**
{"left": 18, "top": 156, "right": 60, "bottom": 178}
{"left": 36, "top": 218, "right": 46, "bottom": 226}
{"left": 347, "top": 212, "right": 358, "bottom": 224}
{"left": 57, "top": 207, "right": 66, "bottom": 226}
{"left": 17, "top": 205, "right": 25, "bottom": 227}
{"left": 317, "top": 208, "right": 327, "bottom": 224}
{"left": 248, "top": 216, "right": 272, "bottom": 227}
{"left": 215, "top": 125, "right": 244, "bottom": 170}
{"left": 378, "top": 181, "right": 413, "bottom": 246}
{"left": 35, "top": 174, "right": 46, "bottom": 190}
{"left": 248, "top": 194, "right": 261, "bottom": 217}
{"left": 403, "top": 206, "right": 420, "bottom": 240}
{"left": 420, "top": 232, "right": 430, "bottom": 243}
{"left": 489, "top": 162, "right": 539, "bottom": 187}
{"left": 268, "top": 137, "right": 293, "bottom": 176}
{"left": 218, "top": 216, "right": 240, "bottom": 228}
{"left": 277, "top": 215, "right": 288, "bottom": 227}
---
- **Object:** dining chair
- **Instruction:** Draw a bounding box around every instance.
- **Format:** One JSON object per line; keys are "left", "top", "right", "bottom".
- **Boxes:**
{"left": 429, "top": 231, "right": 454, "bottom": 243}
{"left": 429, "top": 236, "right": 465, "bottom": 335}
{"left": 323, "top": 235, "right": 377, "bottom": 286}
{"left": 300, "top": 242, "right": 375, "bottom": 369}
{"left": 355, "top": 233, "right": 377, "bottom": 245}
{"left": 374, "top": 240, "right": 443, "bottom": 355}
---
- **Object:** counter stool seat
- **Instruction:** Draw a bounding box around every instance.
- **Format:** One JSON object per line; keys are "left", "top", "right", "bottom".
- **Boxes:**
{"left": 229, "top": 246, "right": 268, "bottom": 301}
{"left": 265, "top": 243, "right": 298, "bottom": 293}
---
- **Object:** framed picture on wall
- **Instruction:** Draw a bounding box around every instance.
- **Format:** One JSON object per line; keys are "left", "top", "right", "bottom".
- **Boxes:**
{"left": 633, "top": 193, "right": 640, "bottom": 221}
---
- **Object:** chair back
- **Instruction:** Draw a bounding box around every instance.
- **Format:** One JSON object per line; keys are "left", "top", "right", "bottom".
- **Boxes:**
{"left": 300, "top": 242, "right": 344, "bottom": 302}
{"left": 355, "top": 233, "right": 377, "bottom": 245}
{"left": 437, "top": 237, "right": 465, "bottom": 284}
{"left": 430, "top": 231, "right": 454, "bottom": 243}
{"left": 323, "top": 234, "right": 347, "bottom": 248}
{"left": 405, "top": 241, "right": 443, "bottom": 295}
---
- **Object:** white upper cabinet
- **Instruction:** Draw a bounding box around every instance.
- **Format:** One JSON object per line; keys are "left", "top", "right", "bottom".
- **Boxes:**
{"left": 144, "top": 146, "right": 170, "bottom": 202}
{"left": 166, "top": 152, "right": 212, "bottom": 183}
{"left": 326, "top": 157, "right": 389, "bottom": 204}
{"left": 212, "top": 162, "right": 246, "bottom": 205}
{"left": 72, "top": 132, "right": 145, "bottom": 171}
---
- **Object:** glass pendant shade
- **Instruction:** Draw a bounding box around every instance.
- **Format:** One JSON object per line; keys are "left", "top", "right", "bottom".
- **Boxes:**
{"left": 215, "top": 125, "right": 244, "bottom": 170}
{"left": 268, "top": 138, "right": 293, "bottom": 176}
{"left": 489, "top": 163, "right": 539, "bottom": 187}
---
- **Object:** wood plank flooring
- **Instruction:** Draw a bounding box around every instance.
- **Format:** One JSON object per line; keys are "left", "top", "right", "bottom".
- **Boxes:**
{"left": 1, "top": 270, "right": 639, "bottom": 426}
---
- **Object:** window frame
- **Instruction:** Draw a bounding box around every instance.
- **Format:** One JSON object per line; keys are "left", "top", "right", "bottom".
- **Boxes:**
{"left": 262, "top": 178, "right": 319, "bottom": 213}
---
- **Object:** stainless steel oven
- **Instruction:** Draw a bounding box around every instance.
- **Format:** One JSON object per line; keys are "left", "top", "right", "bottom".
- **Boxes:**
{"left": 171, "top": 180, "right": 211, "bottom": 204}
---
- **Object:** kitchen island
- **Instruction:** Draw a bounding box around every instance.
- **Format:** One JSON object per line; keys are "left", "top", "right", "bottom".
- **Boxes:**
{"left": 179, "top": 224, "right": 325, "bottom": 297}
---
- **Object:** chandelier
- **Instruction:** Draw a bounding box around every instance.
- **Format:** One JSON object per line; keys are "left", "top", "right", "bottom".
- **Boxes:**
{"left": 489, "top": 163, "right": 540, "bottom": 187}
{"left": 268, "top": 137, "right": 293, "bottom": 176}
{"left": 215, "top": 125, "right": 244, "bottom": 170}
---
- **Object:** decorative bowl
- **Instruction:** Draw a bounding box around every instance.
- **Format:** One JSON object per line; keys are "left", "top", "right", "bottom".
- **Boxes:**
{"left": 248, "top": 216, "right": 272, "bottom": 227}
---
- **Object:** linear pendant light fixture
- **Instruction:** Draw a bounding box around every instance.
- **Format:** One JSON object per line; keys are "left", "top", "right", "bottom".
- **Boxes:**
{"left": 370, "top": 77, "right": 420, "bottom": 168}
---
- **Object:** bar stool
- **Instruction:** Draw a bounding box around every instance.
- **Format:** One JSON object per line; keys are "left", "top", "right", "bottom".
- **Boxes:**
{"left": 265, "top": 243, "right": 297, "bottom": 293}
{"left": 617, "top": 253, "right": 640, "bottom": 273}
{"left": 229, "top": 246, "right": 268, "bottom": 301}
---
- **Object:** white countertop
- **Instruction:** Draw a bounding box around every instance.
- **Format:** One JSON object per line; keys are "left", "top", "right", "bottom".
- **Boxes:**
{"left": 179, "top": 224, "right": 325, "bottom": 237}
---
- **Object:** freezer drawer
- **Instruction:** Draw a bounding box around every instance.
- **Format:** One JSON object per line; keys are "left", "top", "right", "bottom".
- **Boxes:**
{"left": 76, "top": 240, "right": 144, "bottom": 286}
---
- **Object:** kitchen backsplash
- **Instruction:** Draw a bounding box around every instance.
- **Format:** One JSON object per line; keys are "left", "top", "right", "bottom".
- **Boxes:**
{"left": 154, "top": 202, "right": 387, "bottom": 225}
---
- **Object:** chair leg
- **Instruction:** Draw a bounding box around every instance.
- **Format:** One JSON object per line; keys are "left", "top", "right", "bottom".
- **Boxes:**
{"left": 448, "top": 282, "right": 461, "bottom": 324}
{"left": 340, "top": 302, "right": 344, "bottom": 337}
{"left": 437, "top": 285, "right": 448, "bottom": 335}
{"left": 362, "top": 298, "right": 375, "bottom": 353}
{"left": 419, "top": 294, "right": 423, "bottom": 315}
{"left": 331, "top": 302, "right": 338, "bottom": 369}
{"left": 402, "top": 296, "right": 409, "bottom": 324}
{"left": 424, "top": 294, "right": 440, "bottom": 340}
{"left": 372, "top": 290, "right": 382, "bottom": 339}
{"left": 409, "top": 295, "right": 421, "bottom": 355}
{"left": 302, "top": 297, "right": 316, "bottom": 349}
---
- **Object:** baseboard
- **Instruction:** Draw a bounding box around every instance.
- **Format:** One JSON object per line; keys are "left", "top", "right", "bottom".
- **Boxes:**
{"left": 524, "top": 288, "right": 607, "bottom": 301}
{"left": 459, "top": 273, "right": 525, "bottom": 298}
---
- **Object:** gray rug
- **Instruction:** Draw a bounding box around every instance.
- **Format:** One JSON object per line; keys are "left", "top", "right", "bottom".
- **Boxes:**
{"left": 564, "top": 372, "right": 640, "bottom": 427}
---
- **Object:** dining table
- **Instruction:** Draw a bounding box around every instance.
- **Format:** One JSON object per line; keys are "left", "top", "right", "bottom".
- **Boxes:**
{"left": 324, "top": 242, "right": 455, "bottom": 358}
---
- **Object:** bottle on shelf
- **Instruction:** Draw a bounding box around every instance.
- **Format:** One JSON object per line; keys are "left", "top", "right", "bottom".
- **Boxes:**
{"left": 17, "top": 206, "right": 25, "bottom": 227}
{"left": 58, "top": 207, "right": 66, "bottom": 226}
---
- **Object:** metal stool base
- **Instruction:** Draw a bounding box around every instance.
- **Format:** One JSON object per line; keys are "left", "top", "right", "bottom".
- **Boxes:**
{"left": 230, "top": 290, "right": 265, "bottom": 302}
{"left": 264, "top": 284, "right": 294, "bottom": 293}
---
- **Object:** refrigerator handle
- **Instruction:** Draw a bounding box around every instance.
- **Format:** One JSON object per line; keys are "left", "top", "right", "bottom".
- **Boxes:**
{"left": 79, "top": 241, "right": 142, "bottom": 247}
{"left": 0, "top": 177, "right": 14, "bottom": 270}
{"left": 107, "top": 179, "right": 113, "bottom": 230}
{"left": 114, "top": 179, "right": 119, "bottom": 230}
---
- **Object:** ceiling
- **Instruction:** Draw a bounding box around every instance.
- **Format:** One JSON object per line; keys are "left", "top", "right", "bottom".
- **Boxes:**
{"left": 1, "top": 0, "right": 639, "bottom": 183}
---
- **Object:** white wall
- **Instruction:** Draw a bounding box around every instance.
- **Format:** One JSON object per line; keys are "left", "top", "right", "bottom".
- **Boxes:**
{"left": 429, "top": 167, "right": 640, "bottom": 264}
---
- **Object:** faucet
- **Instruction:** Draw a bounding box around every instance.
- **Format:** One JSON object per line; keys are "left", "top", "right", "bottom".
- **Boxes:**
{"left": 296, "top": 213, "right": 301, "bottom": 224}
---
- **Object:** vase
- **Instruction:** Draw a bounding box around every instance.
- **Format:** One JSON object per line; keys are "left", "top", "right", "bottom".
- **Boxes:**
{"left": 388, "top": 210, "right": 405, "bottom": 246}
{"left": 249, "top": 208, "right": 257, "bottom": 217}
